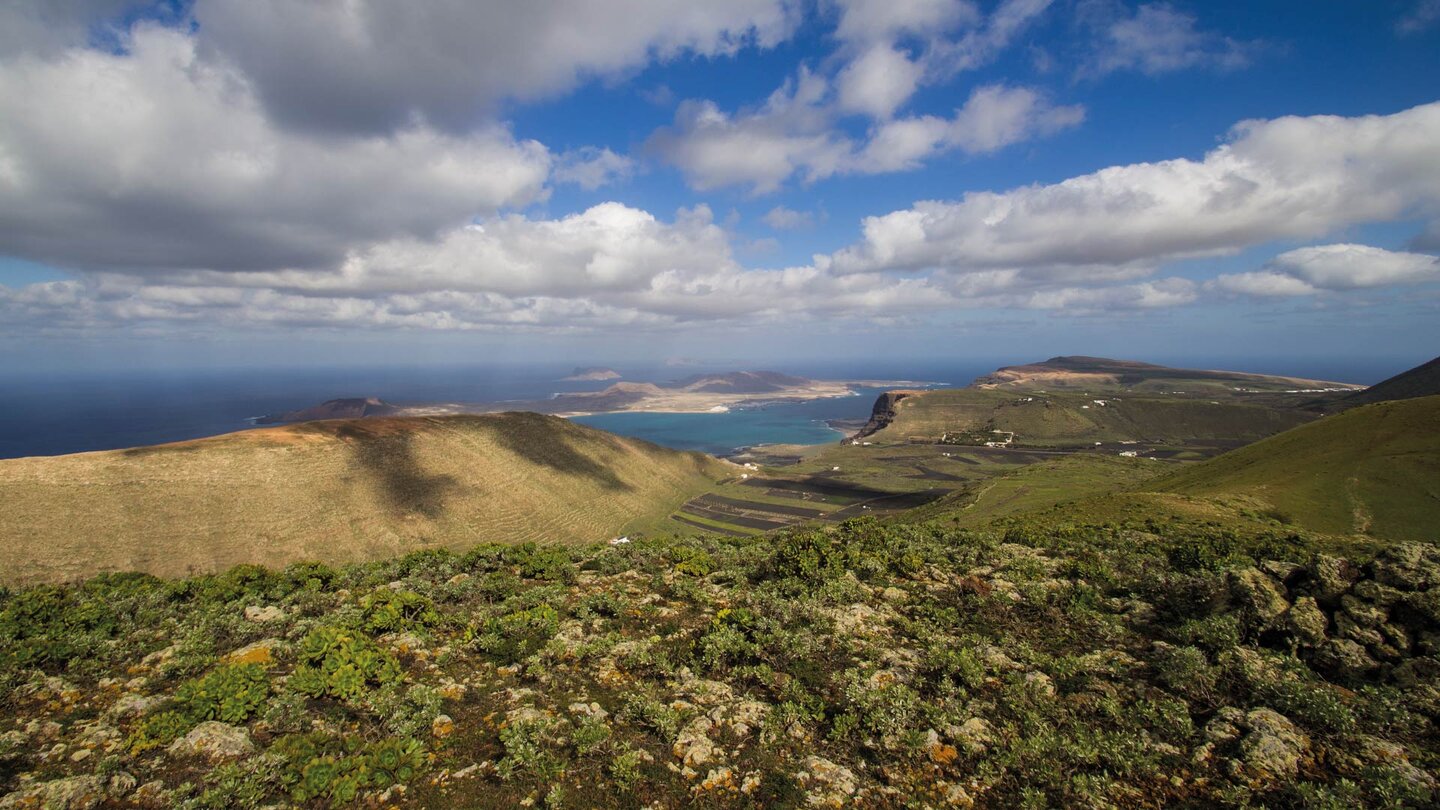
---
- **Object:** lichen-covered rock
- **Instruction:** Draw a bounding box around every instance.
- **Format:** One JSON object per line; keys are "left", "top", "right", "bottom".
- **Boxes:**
{"left": 220, "top": 637, "right": 280, "bottom": 667}
{"left": 0, "top": 775, "right": 105, "bottom": 810}
{"left": 674, "top": 716, "right": 720, "bottom": 768}
{"left": 1315, "top": 638, "right": 1379, "bottom": 677}
{"left": 1241, "top": 708, "right": 1308, "bottom": 781}
{"left": 1372, "top": 543, "right": 1440, "bottom": 591}
{"left": 1340, "top": 595, "right": 1388, "bottom": 629}
{"left": 1229, "top": 568, "right": 1289, "bottom": 626}
{"left": 243, "top": 604, "right": 285, "bottom": 623}
{"left": 166, "top": 721, "right": 255, "bottom": 761}
{"left": 950, "top": 717, "right": 995, "bottom": 754}
{"left": 794, "top": 756, "right": 857, "bottom": 807}
{"left": 1287, "top": 596, "right": 1328, "bottom": 645}
{"left": 1310, "top": 555, "right": 1360, "bottom": 604}
{"left": 1351, "top": 579, "right": 1405, "bottom": 607}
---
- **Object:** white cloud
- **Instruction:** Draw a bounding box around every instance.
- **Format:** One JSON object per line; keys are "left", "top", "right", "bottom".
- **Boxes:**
{"left": 553, "top": 147, "right": 636, "bottom": 191}
{"left": 192, "top": 0, "right": 799, "bottom": 133}
{"left": 830, "top": 0, "right": 978, "bottom": 45}
{"left": 828, "top": 102, "right": 1440, "bottom": 278}
{"left": 1085, "top": 2, "right": 1255, "bottom": 77}
{"left": 1214, "top": 244, "right": 1440, "bottom": 297}
{"left": 0, "top": 0, "right": 145, "bottom": 57}
{"left": 835, "top": 43, "right": 926, "bottom": 119}
{"left": 0, "top": 27, "right": 551, "bottom": 274}
{"left": 1023, "top": 277, "right": 1197, "bottom": 311}
{"left": 1397, "top": 0, "right": 1440, "bottom": 35}
{"left": 763, "top": 207, "right": 815, "bottom": 230}
{"left": 653, "top": 81, "right": 1081, "bottom": 192}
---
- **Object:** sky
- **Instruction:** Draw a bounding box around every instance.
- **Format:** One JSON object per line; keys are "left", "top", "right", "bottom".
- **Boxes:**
{"left": 0, "top": 0, "right": 1438, "bottom": 373}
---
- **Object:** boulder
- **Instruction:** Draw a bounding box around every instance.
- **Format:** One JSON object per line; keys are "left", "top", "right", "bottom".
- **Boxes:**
{"left": 794, "top": 756, "right": 857, "bottom": 807}
{"left": 0, "top": 775, "right": 106, "bottom": 810}
{"left": 1240, "top": 708, "right": 1308, "bottom": 782}
{"left": 1315, "top": 638, "right": 1379, "bottom": 677}
{"left": 243, "top": 605, "right": 285, "bottom": 623}
{"left": 166, "top": 721, "right": 255, "bottom": 761}
{"left": 1340, "top": 595, "right": 1387, "bottom": 629}
{"left": 1286, "top": 596, "right": 1328, "bottom": 645}
{"left": 220, "top": 638, "right": 280, "bottom": 667}
{"left": 1371, "top": 543, "right": 1440, "bottom": 591}
{"left": 1228, "top": 568, "right": 1289, "bottom": 626}
{"left": 1309, "top": 555, "right": 1359, "bottom": 604}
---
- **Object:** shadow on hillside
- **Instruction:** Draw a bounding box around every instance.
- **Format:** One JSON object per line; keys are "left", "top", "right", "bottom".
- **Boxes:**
{"left": 338, "top": 425, "right": 459, "bottom": 518}
{"left": 488, "top": 415, "right": 632, "bottom": 491}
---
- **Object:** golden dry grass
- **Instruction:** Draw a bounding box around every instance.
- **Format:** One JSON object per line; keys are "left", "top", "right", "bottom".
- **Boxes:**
{"left": 0, "top": 413, "right": 733, "bottom": 585}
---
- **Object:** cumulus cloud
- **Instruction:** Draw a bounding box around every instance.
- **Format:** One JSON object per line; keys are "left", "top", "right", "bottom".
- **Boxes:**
{"left": 0, "top": 27, "right": 550, "bottom": 274}
{"left": 553, "top": 148, "right": 637, "bottom": 191}
{"left": 1213, "top": 244, "right": 1440, "bottom": 297}
{"left": 0, "top": 0, "right": 147, "bottom": 57}
{"left": 763, "top": 206, "right": 815, "bottom": 230}
{"left": 1083, "top": 2, "right": 1256, "bottom": 77}
{"left": 652, "top": 81, "right": 1081, "bottom": 192}
{"left": 192, "top": 0, "right": 799, "bottom": 134}
{"left": 827, "top": 102, "right": 1440, "bottom": 278}
{"left": 835, "top": 43, "right": 927, "bottom": 119}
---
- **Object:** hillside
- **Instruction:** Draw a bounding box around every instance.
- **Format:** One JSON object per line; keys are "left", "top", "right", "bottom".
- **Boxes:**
{"left": 0, "top": 413, "right": 732, "bottom": 586}
{"left": 1336, "top": 355, "right": 1440, "bottom": 408}
{"left": 974, "top": 356, "right": 1360, "bottom": 396}
{"left": 257, "top": 397, "right": 400, "bottom": 425}
{"left": 1152, "top": 395, "right": 1440, "bottom": 540}
{"left": 858, "top": 386, "right": 1314, "bottom": 452}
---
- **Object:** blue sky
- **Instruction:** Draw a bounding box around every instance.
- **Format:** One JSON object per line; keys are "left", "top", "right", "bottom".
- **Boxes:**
{"left": 0, "top": 0, "right": 1438, "bottom": 373}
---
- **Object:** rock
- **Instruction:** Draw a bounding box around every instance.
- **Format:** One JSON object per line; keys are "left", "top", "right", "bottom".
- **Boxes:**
{"left": 1241, "top": 708, "right": 1308, "bottom": 782}
{"left": 0, "top": 775, "right": 106, "bottom": 810}
{"left": 130, "top": 781, "right": 169, "bottom": 808}
{"left": 69, "top": 748, "right": 92, "bottom": 763}
{"left": 1023, "top": 671, "right": 1056, "bottom": 697}
{"left": 1228, "top": 568, "right": 1289, "bottom": 626}
{"left": 950, "top": 717, "right": 994, "bottom": 754}
{"left": 1204, "top": 707, "right": 1246, "bottom": 744}
{"left": 673, "top": 717, "right": 720, "bottom": 768}
{"left": 1335, "top": 614, "right": 1386, "bottom": 649}
{"left": 1372, "top": 543, "right": 1440, "bottom": 591}
{"left": 794, "top": 756, "right": 857, "bottom": 807}
{"left": 106, "top": 773, "right": 137, "bottom": 798}
{"left": 1352, "top": 580, "right": 1405, "bottom": 607}
{"left": 1315, "top": 638, "right": 1379, "bottom": 677}
{"left": 1260, "top": 559, "right": 1304, "bottom": 584}
{"left": 446, "top": 573, "right": 472, "bottom": 586}
{"left": 1309, "top": 555, "right": 1360, "bottom": 604}
{"left": 432, "top": 714, "right": 455, "bottom": 738}
{"left": 924, "top": 729, "right": 958, "bottom": 764}
{"left": 221, "top": 638, "right": 280, "bottom": 667}
{"left": 243, "top": 605, "right": 285, "bottom": 623}
{"left": 1340, "top": 595, "right": 1387, "bottom": 629}
{"left": 166, "top": 721, "right": 255, "bottom": 761}
{"left": 104, "top": 693, "right": 159, "bottom": 721}
{"left": 1286, "top": 596, "right": 1328, "bottom": 645}
{"left": 140, "top": 645, "right": 177, "bottom": 668}
{"left": 568, "top": 701, "right": 608, "bottom": 720}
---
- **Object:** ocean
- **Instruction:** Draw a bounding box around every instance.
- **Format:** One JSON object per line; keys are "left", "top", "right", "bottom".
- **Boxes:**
{"left": 0, "top": 357, "right": 1406, "bottom": 460}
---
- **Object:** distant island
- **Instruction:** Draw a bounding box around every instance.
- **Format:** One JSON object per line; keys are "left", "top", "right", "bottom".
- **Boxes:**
{"left": 256, "top": 370, "right": 925, "bottom": 424}
{"left": 561, "top": 367, "right": 621, "bottom": 381}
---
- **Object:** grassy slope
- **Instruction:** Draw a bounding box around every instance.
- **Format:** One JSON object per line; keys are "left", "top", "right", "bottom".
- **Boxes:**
{"left": 869, "top": 388, "right": 1314, "bottom": 448}
{"left": 1150, "top": 395, "right": 1440, "bottom": 540}
{"left": 1338, "top": 355, "right": 1440, "bottom": 408}
{"left": 917, "top": 454, "right": 1170, "bottom": 526}
{"left": 0, "top": 413, "right": 732, "bottom": 585}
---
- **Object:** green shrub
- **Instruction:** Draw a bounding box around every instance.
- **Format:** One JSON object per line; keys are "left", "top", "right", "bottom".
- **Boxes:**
{"left": 359, "top": 588, "right": 440, "bottom": 634}
{"left": 176, "top": 662, "right": 271, "bottom": 724}
{"left": 469, "top": 603, "right": 561, "bottom": 665}
{"left": 497, "top": 716, "right": 562, "bottom": 781}
{"left": 129, "top": 709, "right": 193, "bottom": 753}
{"left": 290, "top": 627, "right": 403, "bottom": 701}
{"left": 274, "top": 732, "right": 425, "bottom": 807}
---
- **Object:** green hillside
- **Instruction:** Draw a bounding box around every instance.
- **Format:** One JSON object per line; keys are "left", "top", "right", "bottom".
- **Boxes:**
{"left": 1337, "top": 355, "right": 1440, "bottom": 408}
{"left": 865, "top": 387, "right": 1314, "bottom": 452}
{"left": 1153, "top": 395, "right": 1440, "bottom": 540}
{"left": 0, "top": 413, "right": 732, "bottom": 586}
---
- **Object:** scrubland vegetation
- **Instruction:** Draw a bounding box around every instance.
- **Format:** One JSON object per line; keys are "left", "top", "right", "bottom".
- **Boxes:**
{"left": 3, "top": 512, "right": 1437, "bottom": 808}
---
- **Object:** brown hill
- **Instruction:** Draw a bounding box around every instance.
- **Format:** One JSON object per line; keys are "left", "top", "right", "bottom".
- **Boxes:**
{"left": 0, "top": 413, "right": 731, "bottom": 586}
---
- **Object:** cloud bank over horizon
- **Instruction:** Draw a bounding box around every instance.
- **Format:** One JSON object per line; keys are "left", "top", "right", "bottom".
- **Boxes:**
{"left": 0, "top": 1, "right": 1436, "bottom": 359}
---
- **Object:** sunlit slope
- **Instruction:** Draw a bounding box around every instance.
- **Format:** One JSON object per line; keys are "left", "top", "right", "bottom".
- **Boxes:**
{"left": 0, "top": 413, "right": 732, "bottom": 585}
{"left": 1153, "top": 395, "right": 1440, "bottom": 540}
{"left": 867, "top": 388, "right": 1313, "bottom": 448}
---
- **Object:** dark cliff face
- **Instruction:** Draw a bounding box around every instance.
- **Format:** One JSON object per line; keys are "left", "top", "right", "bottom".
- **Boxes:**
{"left": 257, "top": 397, "right": 397, "bottom": 424}
{"left": 852, "top": 390, "right": 917, "bottom": 440}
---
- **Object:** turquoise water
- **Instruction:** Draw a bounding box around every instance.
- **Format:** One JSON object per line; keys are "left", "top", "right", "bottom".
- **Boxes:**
{"left": 570, "top": 387, "right": 900, "bottom": 456}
